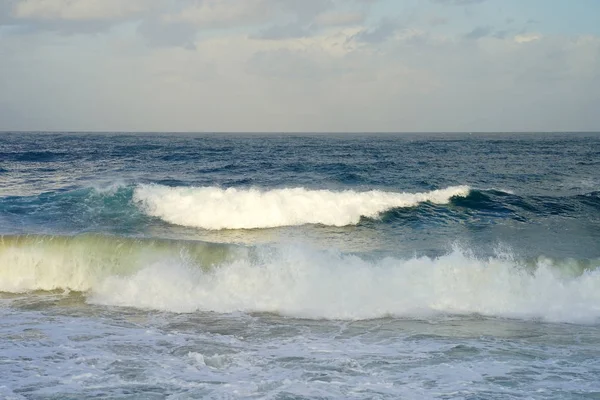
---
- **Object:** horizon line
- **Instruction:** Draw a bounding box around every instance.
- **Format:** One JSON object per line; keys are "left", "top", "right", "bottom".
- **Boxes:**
{"left": 1, "top": 130, "right": 599, "bottom": 134}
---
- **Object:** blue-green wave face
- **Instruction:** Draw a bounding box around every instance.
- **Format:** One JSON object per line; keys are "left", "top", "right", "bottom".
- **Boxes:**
{"left": 2, "top": 133, "right": 600, "bottom": 398}
{"left": 1, "top": 132, "right": 600, "bottom": 311}
{"left": 0, "top": 186, "right": 149, "bottom": 235}
{"left": 2, "top": 183, "right": 599, "bottom": 258}
{"left": 3, "top": 184, "right": 599, "bottom": 229}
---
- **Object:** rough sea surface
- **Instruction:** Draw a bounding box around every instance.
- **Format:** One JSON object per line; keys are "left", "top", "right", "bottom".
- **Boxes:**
{"left": 1, "top": 132, "right": 599, "bottom": 399}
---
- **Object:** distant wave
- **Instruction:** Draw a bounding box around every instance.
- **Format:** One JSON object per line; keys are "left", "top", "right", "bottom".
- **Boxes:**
{"left": 1, "top": 235, "right": 600, "bottom": 323}
{"left": 132, "top": 184, "right": 471, "bottom": 230}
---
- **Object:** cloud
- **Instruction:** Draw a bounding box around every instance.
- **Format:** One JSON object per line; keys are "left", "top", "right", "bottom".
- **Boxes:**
{"left": 3, "top": 0, "right": 163, "bottom": 34}
{"left": 314, "top": 11, "right": 364, "bottom": 27}
{"left": 137, "top": 17, "right": 199, "bottom": 48}
{"left": 162, "top": 0, "right": 270, "bottom": 28}
{"left": 247, "top": 48, "right": 333, "bottom": 80}
{"left": 1, "top": 0, "right": 599, "bottom": 132}
{"left": 2, "top": 0, "right": 353, "bottom": 42}
{"left": 352, "top": 18, "right": 400, "bottom": 44}
{"left": 162, "top": 0, "right": 333, "bottom": 28}
{"left": 0, "top": 1, "right": 18, "bottom": 23}
{"left": 3, "top": 29, "right": 600, "bottom": 132}
{"left": 428, "top": 16, "right": 449, "bottom": 26}
{"left": 464, "top": 26, "right": 492, "bottom": 40}
{"left": 514, "top": 33, "right": 542, "bottom": 43}
{"left": 253, "top": 22, "right": 312, "bottom": 40}
{"left": 277, "top": 0, "right": 333, "bottom": 22}
{"left": 253, "top": 10, "right": 364, "bottom": 40}
{"left": 251, "top": 0, "right": 339, "bottom": 40}
{"left": 12, "top": 0, "right": 152, "bottom": 20}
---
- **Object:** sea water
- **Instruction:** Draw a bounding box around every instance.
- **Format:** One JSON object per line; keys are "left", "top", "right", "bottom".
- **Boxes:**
{"left": 1, "top": 132, "right": 599, "bottom": 399}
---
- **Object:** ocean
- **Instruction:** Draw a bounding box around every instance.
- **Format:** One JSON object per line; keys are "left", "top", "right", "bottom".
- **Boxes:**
{"left": 1, "top": 132, "right": 599, "bottom": 399}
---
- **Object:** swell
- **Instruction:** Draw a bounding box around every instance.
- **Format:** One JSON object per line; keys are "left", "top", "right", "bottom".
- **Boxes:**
{"left": 1, "top": 185, "right": 599, "bottom": 232}
{"left": 379, "top": 189, "right": 600, "bottom": 226}
{"left": 0, "top": 186, "right": 148, "bottom": 234}
{"left": 450, "top": 189, "right": 600, "bottom": 220}
{"left": 1, "top": 234, "right": 600, "bottom": 323}
{"left": 0, "top": 150, "right": 70, "bottom": 162}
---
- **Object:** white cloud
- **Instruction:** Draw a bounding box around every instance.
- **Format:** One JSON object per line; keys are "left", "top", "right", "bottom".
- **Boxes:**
{"left": 514, "top": 33, "right": 542, "bottom": 43}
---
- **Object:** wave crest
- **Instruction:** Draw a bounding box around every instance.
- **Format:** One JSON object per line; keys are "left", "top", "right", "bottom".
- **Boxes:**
{"left": 133, "top": 185, "right": 471, "bottom": 230}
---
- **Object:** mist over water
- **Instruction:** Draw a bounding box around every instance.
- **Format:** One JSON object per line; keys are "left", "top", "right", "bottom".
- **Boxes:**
{"left": 1, "top": 132, "right": 600, "bottom": 398}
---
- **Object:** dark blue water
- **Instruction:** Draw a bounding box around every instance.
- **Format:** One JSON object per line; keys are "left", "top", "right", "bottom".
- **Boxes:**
{"left": 1, "top": 132, "right": 599, "bottom": 257}
{"left": 1, "top": 132, "right": 600, "bottom": 399}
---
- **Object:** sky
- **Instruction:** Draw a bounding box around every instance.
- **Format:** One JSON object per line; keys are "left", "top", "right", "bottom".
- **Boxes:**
{"left": 0, "top": 0, "right": 599, "bottom": 132}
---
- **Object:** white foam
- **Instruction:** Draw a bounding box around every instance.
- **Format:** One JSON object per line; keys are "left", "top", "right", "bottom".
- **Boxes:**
{"left": 132, "top": 184, "right": 471, "bottom": 230}
{"left": 89, "top": 246, "right": 600, "bottom": 324}
{"left": 4, "top": 236, "right": 599, "bottom": 324}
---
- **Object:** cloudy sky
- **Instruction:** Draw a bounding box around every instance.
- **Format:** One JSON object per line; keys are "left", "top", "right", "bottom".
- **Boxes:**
{"left": 1, "top": 0, "right": 599, "bottom": 132}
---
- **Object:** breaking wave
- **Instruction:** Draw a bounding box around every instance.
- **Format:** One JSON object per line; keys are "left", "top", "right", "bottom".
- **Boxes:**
{"left": 3, "top": 184, "right": 598, "bottom": 233}
{"left": 2, "top": 235, "right": 600, "bottom": 323}
{"left": 0, "top": 235, "right": 242, "bottom": 292}
{"left": 132, "top": 184, "right": 471, "bottom": 230}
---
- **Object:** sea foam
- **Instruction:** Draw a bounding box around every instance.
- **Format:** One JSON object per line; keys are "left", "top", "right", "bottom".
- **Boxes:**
{"left": 88, "top": 246, "right": 600, "bottom": 323}
{"left": 132, "top": 184, "right": 471, "bottom": 230}
{"left": 2, "top": 235, "right": 599, "bottom": 323}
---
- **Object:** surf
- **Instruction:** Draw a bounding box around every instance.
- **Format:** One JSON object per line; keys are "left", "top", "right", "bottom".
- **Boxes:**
{"left": 132, "top": 184, "right": 471, "bottom": 230}
{"left": 0, "top": 234, "right": 243, "bottom": 292}
{"left": 2, "top": 234, "right": 600, "bottom": 323}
